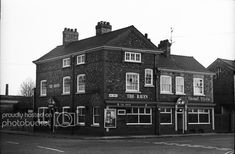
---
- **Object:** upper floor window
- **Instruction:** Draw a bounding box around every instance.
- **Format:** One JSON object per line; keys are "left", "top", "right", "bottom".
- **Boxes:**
{"left": 63, "top": 76, "right": 70, "bottom": 94}
{"left": 175, "top": 77, "right": 184, "bottom": 94}
{"left": 126, "top": 73, "right": 139, "bottom": 92}
{"left": 77, "top": 54, "right": 85, "bottom": 65}
{"left": 77, "top": 74, "right": 85, "bottom": 93}
{"left": 62, "top": 58, "right": 70, "bottom": 68}
{"left": 193, "top": 78, "right": 204, "bottom": 95}
{"left": 125, "top": 52, "right": 141, "bottom": 63}
{"left": 40, "top": 80, "right": 47, "bottom": 96}
{"left": 160, "top": 75, "right": 172, "bottom": 94}
{"left": 145, "top": 69, "right": 153, "bottom": 86}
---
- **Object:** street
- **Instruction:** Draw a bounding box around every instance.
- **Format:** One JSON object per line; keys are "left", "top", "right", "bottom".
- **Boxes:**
{"left": 0, "top": 133, "right": 234, "bottom": 154}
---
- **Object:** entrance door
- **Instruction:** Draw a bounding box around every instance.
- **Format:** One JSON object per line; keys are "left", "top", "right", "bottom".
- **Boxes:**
{"left": 176, "top": 109, "right": 184, "bottom": 134}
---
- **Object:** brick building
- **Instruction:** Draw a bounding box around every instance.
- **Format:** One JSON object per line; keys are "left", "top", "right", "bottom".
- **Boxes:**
{"left": 33, "top": 21, "right": 215, "bottom": 135}
{"left": 207, "top": 58, "right": 235, "bottom": 132}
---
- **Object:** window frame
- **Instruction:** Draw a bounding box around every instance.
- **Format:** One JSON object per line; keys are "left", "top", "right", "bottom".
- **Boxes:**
{"left": 160, "top": 108, "right": 173, "bottom": 125}
{"left": 193, "top": 78, "right": 204, "bottom": 96}
{"left": 77, "top": 74, "right": 85, "bottom": 93}
{"left": 92, "top": 107, "right": 100, "bottom": 126}
{"left": 126, "top": 73, "right": 140, "bottom": 93}
{"left": 175, "top": 76, "right": 185, "bottom": 95}
{"left": 188, "top": 109, "right": 210, "bottom": 124}
{"left": 63, "top": 76, "right": 71, "bottom": 95}
{"left": 62, "top": 58, "right": 71, "bottom": 68}
{"left": 76, "top": 106, "right": 85, "bottom": 126}
{"left": 126, "top": 107, "right": 152, "bottom": 125}
{"left": 124, "top": 52, "right": 141, "bottom": 63}
{"left": 77, "top": 54, "right": 85, "bottom": 65}
{"left": 40, "top": 80, "right": 47, "bottom": 96}
{"left": 37, "top": 107, "right": 49, "bottom": 124}
{"left": 145, "top": 69, "right": 153, "bottom": 87}
{"left": 160, "top": 75, "right": 172, "bottom": 94}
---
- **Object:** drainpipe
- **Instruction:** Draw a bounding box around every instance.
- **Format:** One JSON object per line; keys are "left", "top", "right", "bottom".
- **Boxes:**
{"left": 71, "top": 55, "right": 75, "bottom": 135}
{"left": 154, "top": 53, "right": 160, "bottom": 135}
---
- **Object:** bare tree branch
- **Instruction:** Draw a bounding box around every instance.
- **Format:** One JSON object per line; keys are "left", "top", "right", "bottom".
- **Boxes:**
{"left": 19, "top": 78, "right": 35, "bottom": 96}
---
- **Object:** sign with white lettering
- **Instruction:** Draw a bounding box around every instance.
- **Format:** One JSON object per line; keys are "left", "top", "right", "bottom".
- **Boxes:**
{"left": 109, "top": 94, "right": 118, "bottom": 98}
{"left": 126, "top": 94, "right": 148, "bottom": 99}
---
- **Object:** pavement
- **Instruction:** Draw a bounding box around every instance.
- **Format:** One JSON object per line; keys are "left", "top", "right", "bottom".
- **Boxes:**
{"left": 0, "top": 129, "right": 230, "bottom": 140}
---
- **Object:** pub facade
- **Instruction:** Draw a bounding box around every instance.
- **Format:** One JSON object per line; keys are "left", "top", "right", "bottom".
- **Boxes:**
{"left": 33, "top": 21, "right": 215, "bottom": 135}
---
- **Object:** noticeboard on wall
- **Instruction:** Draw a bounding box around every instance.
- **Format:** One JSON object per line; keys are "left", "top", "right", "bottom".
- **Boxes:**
{"left": 104, "top": 109, "right": 116, "bottom": 128}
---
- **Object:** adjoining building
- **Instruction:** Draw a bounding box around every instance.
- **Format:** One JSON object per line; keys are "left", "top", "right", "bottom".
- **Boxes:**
{"left": 33, "top": 21, "right": 215, "bottom": 135}
{"left": 208, "top": 58, "right": 235, "bottom": 133}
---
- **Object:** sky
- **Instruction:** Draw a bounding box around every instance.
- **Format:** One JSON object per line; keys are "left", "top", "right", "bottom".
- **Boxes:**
{"left": 1, "top": 0, "right": 235, "bottom": 95}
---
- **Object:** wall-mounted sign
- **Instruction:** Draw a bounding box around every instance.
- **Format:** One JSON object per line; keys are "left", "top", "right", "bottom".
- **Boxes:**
{"left": 126, "top": 94, "right": 148, "bottom": 99}
{"left": 104, "top": 109, "right": 116, "bottom": 128}
{"left": 109, "top": 94, "right": 118, "bottom": 98}
{"left": 188, "top": 96, "right": 211, "bottom": 102}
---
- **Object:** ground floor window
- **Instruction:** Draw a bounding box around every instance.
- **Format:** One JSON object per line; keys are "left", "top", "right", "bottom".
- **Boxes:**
{"left": 92, "top": 107, "right": 100, "bottom": 126}
{"left": 160, "top": 108, "right": 172, "bottom": 125}
{"left": 126, "top": 107, "right": 152, "bottom": 125}
{"left": 76, "top": 106, "right": 85, "bottom": 126}
{"left": 188, "top": 109, "right": 210, "bottom": 124}
{"left": 38, "top": 107, "right": 49, "bottom": 124}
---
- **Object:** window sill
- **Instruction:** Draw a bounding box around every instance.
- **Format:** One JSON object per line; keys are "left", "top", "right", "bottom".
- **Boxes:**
{"left": 91, "top": 124, "right": 100, "bottom": 127}
{"left": 124, "top": 60, "right": 142, "bottom": 63}
{"left": 62, "top": 93, "right": 70, "bottom": 95}
{"left": 160, "top": 123, "right": 173, "bottom": 125}
{"left": 144, "top": 85, "right": 154, "bottom": 87}
{"left": 188, "top": 123, "right": 210, "bottom": 125}
{"left": 76, "top": 63, "right": 85, "bottom": 65}
{"left": 76, "top": 92, "right": 85, "bottom": 94}
{"left": 77, "top": 123, "right": 85, "bottom": 126}
{"left": 175, "top": 93, "right": 186, "bottom": 95}
{"left": 160, "top": 92, "right": 173, "bottom": 95}
{"left": 125, "top": 91, "right": 141, "bottom": 94}
{"left": 193, "top": 94, "right": 205, "bottom": 96}
{"left": 62, "top": 66, "right": 71, "bottom": 68}
{"left": 40, "top": 95, "right": 47, "bottom": 97}
{"left": 126, "top": 123, "right": 152, "bottom": 125}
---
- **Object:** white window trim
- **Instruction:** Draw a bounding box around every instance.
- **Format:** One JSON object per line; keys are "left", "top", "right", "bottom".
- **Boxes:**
{"left": 63, "top": 76, "right": 71, "bottom": 95}
{"left": 175, "top": 76, "right": 185, "bottom": 95}
{"left": 62, "top": 58, "right": 71, "bottom": 68}
{"left": 92, "top": 107, "right": 100, "bottom": 126}
{"left": 145, "top": 69, "right": 154, "bottom": 87}
{"left": 77, "top": 54, "right": 85, "bottom": 65}
{"left": 76, "top": 106, "right": 85, "bottom": 126}
{"left": 124, "top": 52, "right": 141, "bottom": 63}
{"left": 193, "top": 78, "right": 205, "bottom": 96}
{"left": 40, "top": 80, "right": 47, "bottom": 96}
{"left": 126, "top": 108, "right": 152, "bottom": 125}
{"left": 188, "top": 109, "right": 210, "bottom": 124}
{"left": 38, "top": 107, "right": 48, "bottom": 124}
{"left": 126, "top": 73, "right": 140, "bottom": 93}
{"left": 160, "top": 75, "right": 173, "bottom": 94}
{"left": 62, "top": 106, "right": 70, "bottom": 113}
{"left": 160, "top": 108, "right": 172, "bottom": 125}
{"left": 77, "top": 74, "right": 85, "bottom": 93}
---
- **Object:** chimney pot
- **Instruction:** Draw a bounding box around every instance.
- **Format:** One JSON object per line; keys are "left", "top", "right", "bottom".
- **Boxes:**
{"left": 5, "top": 84, "right": 9, "bottom": 96}
{"left": 95, "top": 21, "right": 112, "bottom": 36}
{"left": 63, "top": 27, "right": 79, "bottom": 46}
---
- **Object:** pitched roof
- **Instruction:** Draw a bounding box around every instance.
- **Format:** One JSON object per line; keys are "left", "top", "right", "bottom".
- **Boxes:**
{"left": 219, "top": 58, "right": 235, "bottom": 71}
{"left": 34, "top": 26, "right": 158, "bottom": 63}
{"left": 158, "top": 54, "right": 212, "bottom": 74}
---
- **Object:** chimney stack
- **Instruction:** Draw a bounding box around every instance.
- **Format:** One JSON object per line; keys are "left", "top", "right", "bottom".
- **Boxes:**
{"left": 158, "top": 39, "right": 171, "bottom": 57}
{"left": 5, "top": 84, "right": 9, "bottom": 96}
{"left": 63, "top": 28, "right": 79, "bottom": 47}
{"left": 95, "top": 21, "right": 112, "bottom": 36}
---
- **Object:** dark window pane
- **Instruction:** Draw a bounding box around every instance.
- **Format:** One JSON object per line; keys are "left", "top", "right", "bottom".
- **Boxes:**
{"left": 140, "top": 115, "right": 151, "bottom": 123}
{"left": 160, "top": 114, "right": 171, "bottom": 123}
{"left": 127, "top": 115, "right": 138, "bottom": 123}
{"left": 199, "top": 114, "right": 209, "bottom": 123}
{"left": 188, "top": 114, "right": 198, "bottom": 123}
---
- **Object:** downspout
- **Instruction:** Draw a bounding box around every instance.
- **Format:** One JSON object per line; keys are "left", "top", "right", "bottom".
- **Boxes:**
{"left": 71, "top": 55, "right": 75, "bottom": 134}
{"left": 154, "top": 53, "right": 160, "bottom": 135}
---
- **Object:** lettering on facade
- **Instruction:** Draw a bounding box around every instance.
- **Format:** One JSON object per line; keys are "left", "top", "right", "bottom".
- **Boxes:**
{"left": 126, "top": 94, "right": 148, "bottom": 99}
{"left": 188, "top": 96, "right": 211, "bottom": 102}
